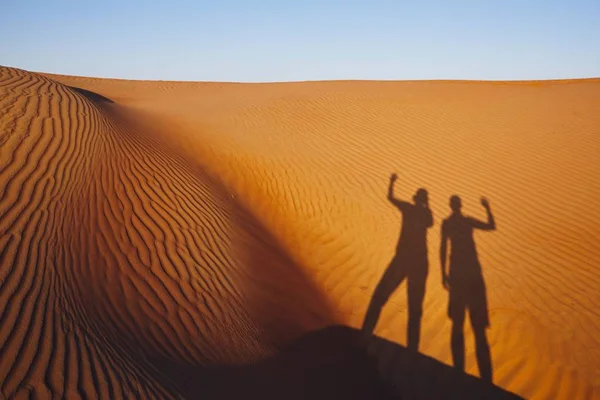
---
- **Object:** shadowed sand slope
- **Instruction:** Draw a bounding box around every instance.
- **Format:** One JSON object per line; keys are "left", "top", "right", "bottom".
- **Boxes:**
{"left": 0, "top": 67, "right": 335, "bottom": 398}
{"left": 1, "top": 66, "right": 600, "bottom": 398}
{"left": 180, "top": 326, "right": 522, "bottom": 399}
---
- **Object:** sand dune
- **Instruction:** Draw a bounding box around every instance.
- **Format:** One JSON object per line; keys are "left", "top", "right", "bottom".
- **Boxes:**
{"left": 1, "top": 66, "right": 600, "bottom": 398}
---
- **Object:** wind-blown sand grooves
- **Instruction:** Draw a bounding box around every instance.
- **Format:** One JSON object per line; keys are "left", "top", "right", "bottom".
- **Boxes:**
{"left": 1, "top": 66, "right": 599, "bottom": 398}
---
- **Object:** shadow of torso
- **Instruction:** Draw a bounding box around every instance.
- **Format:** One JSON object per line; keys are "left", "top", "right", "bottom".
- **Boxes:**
{"left": 444, "top": 214, "right": 483, "bottom": 281}
{"left": 394, "top": 203, "right": 432, "bottom": 274}
{"left": 443, "top": 214, "right": 489, "bottom": 328}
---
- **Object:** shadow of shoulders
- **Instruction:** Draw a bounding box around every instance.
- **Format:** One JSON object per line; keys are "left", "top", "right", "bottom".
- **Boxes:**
{"left": 177, "top": 325, "right": 522, "bottom": 399}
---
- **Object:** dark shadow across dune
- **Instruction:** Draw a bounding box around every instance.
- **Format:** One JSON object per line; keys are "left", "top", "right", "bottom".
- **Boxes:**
{"left": 167, "top": 326, "right": 522, "bottom": 399}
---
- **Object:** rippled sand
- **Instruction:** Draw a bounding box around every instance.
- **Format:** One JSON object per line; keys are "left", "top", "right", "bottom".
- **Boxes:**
{"left": 1, "top": 66, "right": 599, "bottom": 398}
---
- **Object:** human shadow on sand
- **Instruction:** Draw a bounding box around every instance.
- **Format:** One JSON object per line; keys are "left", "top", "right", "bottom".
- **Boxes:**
{"left": 362, "top": 173, "right": 497, "bottom": 384}
{"left": 362, "top": 173, "right": 433, "bottom": 351}
{"left": 440, "top": 195, "right": 496, "bottom": 382}
{"left": 172, "top": 325, "right": 522, "bottom": 399}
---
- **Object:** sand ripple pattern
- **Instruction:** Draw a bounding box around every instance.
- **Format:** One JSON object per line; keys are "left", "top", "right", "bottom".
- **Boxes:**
{"left": 2, "top": 67, "right": 600, "bottom": 399}
{"left": 110, "top": 78, "right": 600, "bottom": 399}
{"left": 0, "top": 67, "right": 333, "bottom": 398}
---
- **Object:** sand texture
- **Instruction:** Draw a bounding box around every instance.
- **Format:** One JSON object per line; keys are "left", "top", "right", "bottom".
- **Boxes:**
{"left": 1, "top": 66, "right": 600, "bottom": 399}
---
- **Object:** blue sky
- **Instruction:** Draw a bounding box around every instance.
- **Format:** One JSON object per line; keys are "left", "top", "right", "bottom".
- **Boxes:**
{"left": 2, "top": 0, "right": 599, "bottom": 81}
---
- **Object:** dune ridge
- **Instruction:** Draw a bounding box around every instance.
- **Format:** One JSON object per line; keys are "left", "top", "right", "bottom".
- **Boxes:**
{"left": 0, "top": 67, "right": 334, "bottom": 398}
{"left": 1, "top": 66, "right": 600, "bottom": 398}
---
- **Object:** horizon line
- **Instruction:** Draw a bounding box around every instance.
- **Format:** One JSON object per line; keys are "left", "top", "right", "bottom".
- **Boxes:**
{"left": 4, "top": 64, "right": 599, "bottom": 85}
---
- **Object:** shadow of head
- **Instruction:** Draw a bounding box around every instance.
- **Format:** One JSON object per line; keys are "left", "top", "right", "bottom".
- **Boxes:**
{"left": 450, "top": 194, "right": 462, "bottom": 213}
{"left": 413, "top": 188, "right": 429, "bottom": 207}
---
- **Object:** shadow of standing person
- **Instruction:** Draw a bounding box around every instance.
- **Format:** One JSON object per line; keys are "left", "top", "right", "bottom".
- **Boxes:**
{"left": 362, "top": 173, "right": 433, "bottom": 351}
{"left": 440, "top": 195, "right": 495, "bottom": 382}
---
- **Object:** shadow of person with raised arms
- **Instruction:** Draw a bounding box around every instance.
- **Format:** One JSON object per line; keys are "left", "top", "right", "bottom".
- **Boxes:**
{"left": 362, "top": 173, "right": 433, "bottom": 351}
{"left": 440, "top": 195, "right": 495, "bottom": 382}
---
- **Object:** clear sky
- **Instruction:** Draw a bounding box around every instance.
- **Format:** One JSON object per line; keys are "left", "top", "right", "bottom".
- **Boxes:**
{"left": 2, "top": 0, "right": 599, "bottom": 82}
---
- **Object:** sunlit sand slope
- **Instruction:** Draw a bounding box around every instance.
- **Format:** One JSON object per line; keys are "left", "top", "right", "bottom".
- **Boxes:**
{"left": 2, "top": 66, "right": 600, "bottom": 398}
{"left": 0, "top": 67, "right": 334, "bottom": 398}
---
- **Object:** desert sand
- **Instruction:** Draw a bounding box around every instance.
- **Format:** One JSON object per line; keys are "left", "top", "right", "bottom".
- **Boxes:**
{"left": 1, "top": 65, "right": 599, "bottom": 399}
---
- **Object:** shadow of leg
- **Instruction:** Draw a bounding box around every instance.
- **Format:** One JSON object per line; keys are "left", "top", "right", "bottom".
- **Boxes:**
{"left": 362, "top": 257, "right": 406, "bottom": 336}
{"left": 470, "top": 277, "right": 492, "bottom": 382}
{"left": 406, "top": 271, "right": 427, "bottom": 352}
{"left": 451, "top": 320, "right": 465, "bottom": 372}
{"left": 473, "top": 326, "right": 492, "bottom": 382}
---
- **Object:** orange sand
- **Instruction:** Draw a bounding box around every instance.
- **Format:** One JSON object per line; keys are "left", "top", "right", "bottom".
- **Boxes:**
{"left": 1, "top": 66, "right": 600, "bottom": 398}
